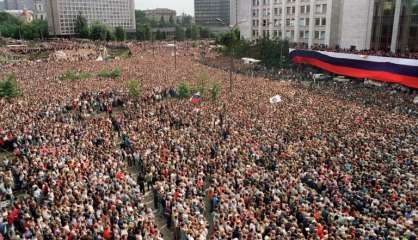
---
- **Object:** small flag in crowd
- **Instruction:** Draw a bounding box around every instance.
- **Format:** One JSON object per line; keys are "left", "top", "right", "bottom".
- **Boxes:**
{"left": 269, "top": 95, "right": 282, "bottom": 104}
{"left": 190, "top": 92, "right": 202, "bottom": 104}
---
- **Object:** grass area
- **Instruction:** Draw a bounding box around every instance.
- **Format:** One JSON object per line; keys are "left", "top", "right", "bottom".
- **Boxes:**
{"left": 59, "top": 70, "right": 91, "bottom": 81}
{"left": 97, "top": 68, "right": 121, "bottom": 79}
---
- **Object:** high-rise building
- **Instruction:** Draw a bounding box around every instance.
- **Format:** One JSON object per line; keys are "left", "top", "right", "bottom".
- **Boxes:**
{"left": 237, "top": 0, "right": 343, "bottom": 48}
{"left": 194, "top": 0, "right": 231, "bottom": 28}
{"left": 47, "top": 0, "right": 136, "bottom": 35}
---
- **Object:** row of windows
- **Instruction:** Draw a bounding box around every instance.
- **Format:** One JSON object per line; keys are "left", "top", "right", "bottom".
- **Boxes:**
{"left": 252, "top": 17, "right": 326, "bottom": 27}
{"left": 253, "top": 0, "right": 327, "bottom": 7}
{"left": 252, "top": 4, "right": 326, "bottom": 17}
{"left": 252, "top": 29, "right": 326, "bottom": 40}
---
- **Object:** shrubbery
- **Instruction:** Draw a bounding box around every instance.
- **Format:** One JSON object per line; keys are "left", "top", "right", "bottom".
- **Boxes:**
{"left": 127, "top": 80, "right": 141, "bottom": 98}
{"left": 0, "top": 74, "right": 20, "bottom": 100}
{"left": 97, "top": 68, "right": 121, "bottom": 79}
{"left": 59, "top": 70, "right": 91, "bottom": 81}
{"left": 177, "top": 82, "right": 190, "bottom": 99}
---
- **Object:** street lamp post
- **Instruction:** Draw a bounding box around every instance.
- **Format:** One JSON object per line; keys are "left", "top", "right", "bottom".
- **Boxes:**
{"left": 216, "top": 18, "right": 246, "bottom": 95}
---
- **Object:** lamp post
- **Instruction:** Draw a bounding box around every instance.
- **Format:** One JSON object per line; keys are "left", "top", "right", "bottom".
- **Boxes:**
{"left": 215, "top": 18, "right": 246, "bottom": 95}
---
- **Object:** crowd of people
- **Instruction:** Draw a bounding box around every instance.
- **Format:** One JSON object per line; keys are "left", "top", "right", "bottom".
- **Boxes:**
{"left": 0, "top": 40, "right": 417, "bottom": 240}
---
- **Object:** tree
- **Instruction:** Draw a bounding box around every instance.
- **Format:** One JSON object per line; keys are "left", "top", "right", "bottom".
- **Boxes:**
{"left": 199, "top": 27, "right": 210, "bottom": 39}
{"left": 209, "top": 83, "right": 221, "bottom": 102}
{"left": 191, "top": 25, "right": 200, "bottom": 40}
{"left": 169, "top": 15, "right": 175, "bottom": 25}
{"left": 175, "top": 26, "right": 185, "bottom": 41}
{"left": 185, "top": 27, "right": 192, "bottom": 39}
{"left": 177, "top": 82, "right": 190, "bottom": 99}
{"left": 90, "top": 22, "right": 111, "bottom": 41}
{"left": 159, "top": 16, "right": 165, "bottom": 27}
{"left": 0, "top": 74, "right": 20, "bottom": 101}
{"left": 115, "top": 26, "right": 126, "bottom": 41}
{"left": 127, "top": 80, "right": 141, "bottom": 98}
{"left": 75, "top": 14, "right": 90, "bottom": 38}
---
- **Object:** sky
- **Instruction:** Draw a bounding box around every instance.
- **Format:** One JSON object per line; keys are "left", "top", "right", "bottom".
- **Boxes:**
{"left": 135, "top": 0, "right": 194, "bottom": 16}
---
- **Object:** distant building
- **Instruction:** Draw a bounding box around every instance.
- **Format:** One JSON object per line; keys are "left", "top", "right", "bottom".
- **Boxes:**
{"left": 33, "top": 0, "right": 47, "bottom": 20}
{"left": 144, "top": 8, "right": 176, "bottom": 23}
{"left": 239, "top": 0, "right": 342, "bottom": 48}
{"left": 194, "top": 0, "right": 230, "bottom": 29}
{"left": 152, "top": 27, "right": 176, "bottom": 40}
{"left": 4, "top": 0, "right": 33, "bottom": 10}
{"left": 4, "top": 9, "right": 33, "bottom": 22}
{"left": 47, "top": 0, "right": 136, "bottom": 36}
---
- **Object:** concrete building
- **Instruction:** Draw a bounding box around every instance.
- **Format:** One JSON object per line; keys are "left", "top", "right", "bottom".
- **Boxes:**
{"left": 33, "top": 0, "right": 47, "bottom": 20}
{"left": 340, "top": 0, "right": 418, "bottom": 52}
{"left": 243, "top": 0, "right": 342, "bottom": 48}
{"left": 144, "top": 8, "right": 176, "bottom": 23}
{"left": 47, "top": 0, "right": 136, "bottom": 36}
{"left": 3, "top": 0, "right": 33, "bottom": 10}
{"left": 230, "top": 0, "right": 252, "bottom": 39}
{"left": 195, "top": 0, "right": 231, "bottom": 29}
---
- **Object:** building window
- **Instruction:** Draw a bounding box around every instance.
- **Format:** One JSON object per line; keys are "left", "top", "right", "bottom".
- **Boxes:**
{"left": 305, "top": 18, "right": 309, "bottom": 26}
{"left": 321, "top": 18, "right": 326, "bottom": 26}
{"left": 315, "top": 4, "right": 321, "bottom": 14}
{"left": 274, "top": 8, "right": 278, "bottom": 15}
{"left": 315, "top": 18, "right": 320, "bottom": 26}
{"left": 315, "top": 31, "right": 319, "bottom": 39}
{"left": 300, "top": 6, "right": 305, "bottom": 14}
{"left": 320, "top": 31, "right": 325, "bottom": 40}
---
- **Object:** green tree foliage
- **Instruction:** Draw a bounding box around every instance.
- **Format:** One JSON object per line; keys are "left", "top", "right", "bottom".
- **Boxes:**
{"left": 90, "top": 22, "right": 114, "bottom": 41}
{"left": 127, "top": 80, "right": 141, "bottom": 98}
{"left": 209, "top": 83, "right": 221, "bottom": 102}
{"left": 175, "top": 26, "right": 185, "bottom": 41}
{"left": 169, "top": 15, "right": 175, "bottom": 25}
{"left": 159, "top": 16, "right": 165, "bottom": 27}
{"left": 199, "top": 27, "right": 210, "bottom": 39}
{"left": 115, "top": 26, "right": 126, "bottom": 41}
{"left": 97, "top": 68, "right": 121, "bottom": 79}
{"left": 136, "top": 24, "right": 151, "bottom": 41}
{"left": 59, "top": 70, "right": 91, "bottom": 81}
{"left": 0, "top": 74, "right": 20, "bottom": 100}
{"left": 196, "top": 71, "right": 209, "bottom": 96}
{"left": 0, "top": 12, "right": 48, "bottom": 40}
{"left": 191, "top": 25, "right": 200, "bottom": 40}
{"left": 216, "top": 31, "right": 291, "bottom": 68}
{"left": 177, "top": 82, "right": 190, "bottom": 99}
{"left": 75, "top": 15, "right": 90, "bottom": 38}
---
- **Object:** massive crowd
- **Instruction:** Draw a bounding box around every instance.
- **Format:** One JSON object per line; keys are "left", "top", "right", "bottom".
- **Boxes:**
{"left": 0, "top": 41, "right": 417, "bottom": 240}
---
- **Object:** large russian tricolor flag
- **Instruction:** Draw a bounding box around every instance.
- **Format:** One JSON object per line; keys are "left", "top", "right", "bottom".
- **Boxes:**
{"left": 290, "top": 49, "right": 418, "bottom": 89}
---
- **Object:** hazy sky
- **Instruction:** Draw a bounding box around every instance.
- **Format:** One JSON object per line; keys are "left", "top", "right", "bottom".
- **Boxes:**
{"left": 135, "top": 0, "right": 194, "bottom": 15}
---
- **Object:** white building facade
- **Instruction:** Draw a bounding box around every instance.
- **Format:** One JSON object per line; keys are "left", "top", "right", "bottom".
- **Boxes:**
{"left": 238, "top": 0, "right": 342, "bottom": 48}
{"left": 47, "top": 0, "right": 136, "bottom": 35}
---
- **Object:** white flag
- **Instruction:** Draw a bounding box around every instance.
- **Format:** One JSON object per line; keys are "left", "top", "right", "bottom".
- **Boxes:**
{"left": 269, "top": 95, "right": 282, "bottom": 104}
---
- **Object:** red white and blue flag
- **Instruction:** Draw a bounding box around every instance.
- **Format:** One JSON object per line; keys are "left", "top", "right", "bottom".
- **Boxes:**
{"left": 290, "top": 49, "right": 418, "bottom": 89}
{"left": 190, "top": 92, "right": 202, "bottom": 104}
